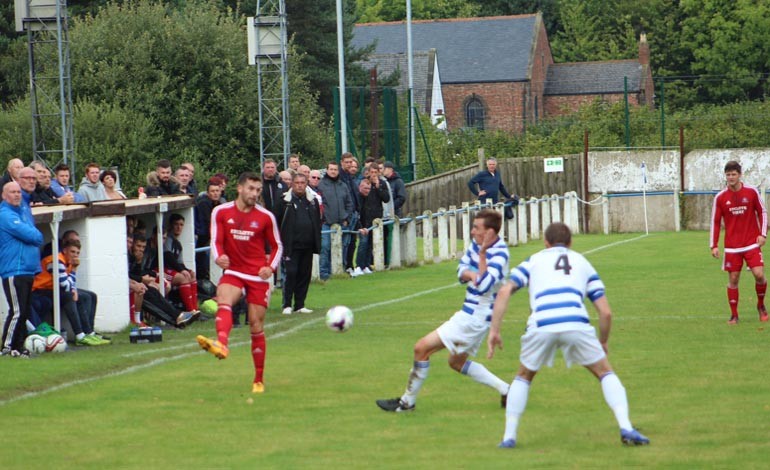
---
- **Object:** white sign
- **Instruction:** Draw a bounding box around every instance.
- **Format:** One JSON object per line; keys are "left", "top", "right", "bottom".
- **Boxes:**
{"left": 544, "top": 157, "right": 564, "bottom": 173}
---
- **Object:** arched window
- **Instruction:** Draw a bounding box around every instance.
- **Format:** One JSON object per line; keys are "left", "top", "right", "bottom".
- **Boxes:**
{"left": 465, "top": 96, "right": 485, "bottom": 130}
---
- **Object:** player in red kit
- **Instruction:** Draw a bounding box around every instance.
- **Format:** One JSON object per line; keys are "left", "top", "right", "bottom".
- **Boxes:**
{"left": 196, "top": 172, "right": 283, "bottom": 393}
{"left": 710, "top": 160, "right": 768, "bottom": 325}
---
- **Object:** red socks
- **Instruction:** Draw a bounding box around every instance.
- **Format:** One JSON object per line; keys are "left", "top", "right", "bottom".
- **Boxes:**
{"left": 215, "top": 305, "right": 233, "bottom": 346}
{"left": 756, "top": 282, "right": 766, "bottom": 308}
{"left": 727, "top": 287, "right": 739, "bottom": 317}
{"left": 251, "top": 331, "right": 266, "bottom": 384}
{"left": 178, "top": 282, "right": 199, "bottom": 312}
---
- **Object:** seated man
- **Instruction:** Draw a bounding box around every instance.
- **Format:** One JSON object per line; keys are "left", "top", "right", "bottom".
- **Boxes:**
{"left": 128, "top": 233, "right": 198, "bottom": 328}
{"left": 32, "top": 239, "right": 110, "bottom": 346}
{"left": 146, "top": 223, "right": 198, "bottom": 313}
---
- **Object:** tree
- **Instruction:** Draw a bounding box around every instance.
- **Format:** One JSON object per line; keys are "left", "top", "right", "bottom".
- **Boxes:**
{"left": 679, "top": 0, "right": 770, "bottom": 103}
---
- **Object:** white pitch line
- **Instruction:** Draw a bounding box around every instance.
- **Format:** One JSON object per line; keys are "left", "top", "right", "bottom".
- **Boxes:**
{"left": 583, "top": 233, "right": 649, "bottom": 255}
{"left": 0, "top": 235, "right": 649, "bottom": 407}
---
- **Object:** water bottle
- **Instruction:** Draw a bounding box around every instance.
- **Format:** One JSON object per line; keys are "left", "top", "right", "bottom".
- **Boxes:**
{"left": 129, "top": 328, "right": 139, "bottom": 344}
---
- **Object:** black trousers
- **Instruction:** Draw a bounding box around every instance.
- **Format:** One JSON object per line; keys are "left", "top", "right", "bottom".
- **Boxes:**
{"left": 282, "top": 247, "right": 314, "bottom": 310}
{"left": 2, "top": 276, "right": 34, "bottom": 352}
{"left": 141, "top": 286, "right": 182, "bottom": 327}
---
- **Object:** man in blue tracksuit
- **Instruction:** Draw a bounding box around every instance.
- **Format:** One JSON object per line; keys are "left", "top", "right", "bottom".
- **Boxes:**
{"left": 467, "top": 157, "right": 512, "bottom": 204}
{"left": 0, "top": 180, "right": 44, "bottom": 357}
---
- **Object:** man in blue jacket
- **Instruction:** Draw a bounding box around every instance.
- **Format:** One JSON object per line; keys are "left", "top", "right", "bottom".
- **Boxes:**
{"left": 0, "top": 181, "right": 44, "bottom": 357}
{"left": 467, "top": 157, "right": 512, "bottom": 204}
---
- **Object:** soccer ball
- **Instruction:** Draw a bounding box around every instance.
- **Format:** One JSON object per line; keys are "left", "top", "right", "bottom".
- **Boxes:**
{"left": 24, "top": 334, "right": 47, "bottom": 355}
{"left": 45, "top": 334, "right": 67, "bottom": 353}
{"left": 200, "top": 298, "right": 218, "bottom": 316}
{"left": 325, "top": 306, "right": 354, "bottom": 332}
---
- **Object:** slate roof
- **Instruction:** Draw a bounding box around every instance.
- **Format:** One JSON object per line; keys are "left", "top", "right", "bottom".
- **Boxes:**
{"left": 357, "top": 50, "right": 434, "bottom": 112}
{"left": 544, "top": 60, "right": 644, "bottom": 95}
{"left": 352, "top": 15, "right": 538, "bottom": 84}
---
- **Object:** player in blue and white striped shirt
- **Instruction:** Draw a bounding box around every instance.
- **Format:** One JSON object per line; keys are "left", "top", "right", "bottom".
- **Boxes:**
{"left": 376, "top": 210, "right": 511, "bottom": 412}
{"left": 487, "top": 222, "right": 649, "bottom": 447}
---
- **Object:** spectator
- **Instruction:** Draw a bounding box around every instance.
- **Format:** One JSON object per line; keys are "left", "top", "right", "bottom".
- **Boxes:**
{"left": 467, "top": 157, "right": 512, "bottom": 204}
{"left": 57, "top": 230, "right": 100, "bottom": 333}
{"left": 352, "top": 179, "right": 373, "bottom": 277}
{"left": 18, "top": 167, "right": 38, "bottom": 203}
{"left": 261, "top": 158, "right": 284, "bottom": 218}
{"left": 288, "top": 153, "right": 300, "bottom": 171}
{"left": 279, "top": 170, "right": 293, "bottom": 188}
{"left": 318, "top": 161, "right": 353, "bottom": 281}
{"left": 194, "top": 177, "right": 223, "bottom": 280}
{"left": 383, "top": 161, "right": 407, "bottom": 218}
{"left": 0, "top": 157, "right": 24, "bottom": 190}
{"left": 0, "top": 181, "right": 43, "bottom": 357}
{"left": 50, "top": 163, "right": 85, "bottom": 203}
{"left": 145, "top": 159, "right": 181, "bottom": 196}
{"left": 308, "top": 170, "right": 322, "bottom": 191}
{"left": 32, "top": 239, "right": 109, "bottom": 346}
{"left": 182, "top": 162, "right": 198, "bottom": 195}
{"left": 128, "top": 233, "right": 198, "bottom": 328}
{"left": 78, "top": 162, "right": 108, "bottom": 202}
{"left": 352, "top": 163, "right": 390, "bottom": 277}
{"left": 100, "top": 170, "right": 126, "bottom": 200}
{"left": 175, "top": 166, "right": 192, "bottom": 195}
{"left": 279, "top": 173, "right": 321, "bottom": 314}
{"left": 30, "top": 161, "right": 73, "bottom": 205}
{"left": 341, "top": 154, "right": 361, "bottom": 273}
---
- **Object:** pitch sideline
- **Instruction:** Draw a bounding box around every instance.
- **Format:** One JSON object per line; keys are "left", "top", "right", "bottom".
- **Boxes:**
{"left": 0, "top": 235, "right": 649, "bottom": 407}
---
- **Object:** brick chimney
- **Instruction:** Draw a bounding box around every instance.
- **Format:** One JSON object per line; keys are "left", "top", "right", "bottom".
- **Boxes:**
{"left": 638, "top": 33, "right": 650, "bottom": 66}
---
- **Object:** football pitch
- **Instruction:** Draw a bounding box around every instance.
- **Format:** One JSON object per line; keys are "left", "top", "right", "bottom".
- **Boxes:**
{"left": 1, "top": 231, "right": 769, "bottom": 468}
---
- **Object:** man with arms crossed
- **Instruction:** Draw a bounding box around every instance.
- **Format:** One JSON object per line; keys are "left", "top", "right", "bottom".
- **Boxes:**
{"left": 197, "top": 172, "right": 282, "bottom": 394}
{"left": 710, "top": 160, "right": 767, "bottom": 324}
{"left": 488, "top": 222, "right": 649, "bottom": 448}
{"left": 376, "top": 209, "right": 510, "bottom": 412}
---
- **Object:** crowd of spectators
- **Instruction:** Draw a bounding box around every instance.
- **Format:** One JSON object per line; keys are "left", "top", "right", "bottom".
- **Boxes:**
{"left": 0, "top": 152, "right": 410, "bottom": 350}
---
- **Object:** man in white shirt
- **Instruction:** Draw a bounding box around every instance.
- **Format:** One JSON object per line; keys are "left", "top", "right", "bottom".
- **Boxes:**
{"left": 488, "top": 222, "right": 649, "bottom": 448}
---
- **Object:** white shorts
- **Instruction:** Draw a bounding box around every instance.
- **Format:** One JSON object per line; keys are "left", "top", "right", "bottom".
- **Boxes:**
{"left": 519, "top": 328, "right": 605, "bottom": 371}
{"left": 436, "top": 311, "right": 489, "bottom": 357}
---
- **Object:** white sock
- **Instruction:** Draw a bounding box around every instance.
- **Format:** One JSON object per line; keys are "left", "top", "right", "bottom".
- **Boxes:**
{"left": 76, "top": 332, "right": 86, "bottom": 341}
{"left": 133, "top": 312, "right": 142, "bottom": 323}
{"left": 461, "top": 360, "right": 510, "bottom": 395}
{"left": 503, "top": 376, "right": 530, "bottom": 442}
{"left": 600, "top": 372, "right": 633, "bottom": 430}
{"left": 400, "top": 360, "right": 430, "bottom": 406}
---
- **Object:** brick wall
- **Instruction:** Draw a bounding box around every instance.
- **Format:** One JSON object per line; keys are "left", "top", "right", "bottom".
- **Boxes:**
{"left": 543, "top": 92, "right": 642, "bottom": 116}
{"left": 443, "top": 82, "right": 529, "bottom": 132}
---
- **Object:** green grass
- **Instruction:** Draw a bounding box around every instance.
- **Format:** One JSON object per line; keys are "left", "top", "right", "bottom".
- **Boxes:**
{"left": 2, "top": 231, "right": 770, "bottom": 468}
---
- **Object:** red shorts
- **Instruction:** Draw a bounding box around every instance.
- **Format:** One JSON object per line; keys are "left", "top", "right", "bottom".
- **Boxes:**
{"left": 723, "top": 247, "right": 764, "bottom": 272}
{"left": 219, "top": 273, "right": 271, "bottom": 308}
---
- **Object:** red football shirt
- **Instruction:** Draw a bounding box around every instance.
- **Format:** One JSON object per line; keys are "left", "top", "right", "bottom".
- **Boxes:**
{"left": 210, "top": 201, "right": 282, "bottom": 281}
{"left": 710, "top": 183, "right": 767, "bottom": 252}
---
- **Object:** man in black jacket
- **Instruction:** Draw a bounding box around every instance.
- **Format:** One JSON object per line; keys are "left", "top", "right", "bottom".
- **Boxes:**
{"left": 278, "top": 174, "right": 321, "bottom": 315}
{"left": 146, "top": 159, "right": 181, "bottom": 197}
{"left": 261, "top": 159, "right": 285, "bottom": 219}
{"left": 352, "top": 165, "right": 391, "bottom": 277}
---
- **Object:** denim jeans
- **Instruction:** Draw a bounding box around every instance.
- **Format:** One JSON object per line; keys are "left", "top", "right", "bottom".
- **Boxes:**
{"left": 320, "top": 224, "right": 332, "bottom": 280}
{"left": 356, "top": 231, "right": 372, "bottom": 269}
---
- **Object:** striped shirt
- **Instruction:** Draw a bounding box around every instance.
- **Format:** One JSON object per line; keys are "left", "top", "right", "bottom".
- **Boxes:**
{"left": 457, "top": 237, "right": 509, "bottom": 322}
{"left": 509, "top": 245, "right": 605, "bottom": 332}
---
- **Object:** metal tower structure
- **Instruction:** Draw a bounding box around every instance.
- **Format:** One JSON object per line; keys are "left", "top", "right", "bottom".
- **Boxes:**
{"left": 15, "top": 0, "right": 75, "bottom": 172}
{"left": 247, "top": 0, "right": 290, "bottom": 168}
